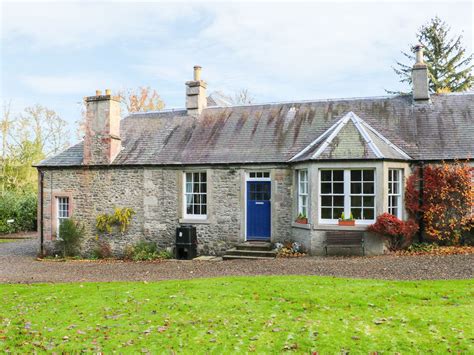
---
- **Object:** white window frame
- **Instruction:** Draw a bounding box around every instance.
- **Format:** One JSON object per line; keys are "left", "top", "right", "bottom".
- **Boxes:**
{"left": 388, "top": 169, "right": 403, "bottom": 219}
{"left": 247, "top": 171, "right": 271, "bottom": 181}
{"left": 297, "top": 170, "right": 309, "bottom": 218}
{"left": 319, "top": 169, "right": 376, "bottom": 225}
{"left": 183, "top": 172, "right": 208, "bottom": 220}
{"left": 56, "top": 197, "right": 70, "bottom": 238}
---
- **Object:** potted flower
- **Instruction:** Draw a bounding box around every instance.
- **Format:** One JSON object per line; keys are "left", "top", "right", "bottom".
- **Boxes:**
{"left": 338, "top": 212, "right": 355, "bottom": 226}
{"left": 295, "top": 212, "right": 308, "bottom": 224}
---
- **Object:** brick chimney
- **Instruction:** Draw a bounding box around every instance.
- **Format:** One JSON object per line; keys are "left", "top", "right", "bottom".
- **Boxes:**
{"left": 83, "top": 90, "right": 121, "bottom": 165}
{"left": 185, "top": 65, "right": 207, "bottom": 116}
{"left": 412, "top": 44, "right": 430, "bottom": 102}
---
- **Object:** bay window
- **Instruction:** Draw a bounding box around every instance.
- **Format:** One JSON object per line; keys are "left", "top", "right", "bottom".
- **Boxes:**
{"left": 388, "top": 169, "right": 402, "bottom": 218}
{"left": 320, "top": 169, "right": 376, "bottom": 224}
{"left": 297, "top": 170, "right": 309, "bottom": 217}
{"left": 184, "top": 172, "right": 207, "bottom": 219}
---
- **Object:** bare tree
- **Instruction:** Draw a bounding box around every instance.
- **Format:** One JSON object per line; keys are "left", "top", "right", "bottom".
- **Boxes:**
{"left": 232, "top": 89, "right": 255, "bottom": 105}
{"left": 14, "top": 104, "right": 69, "bottom": 156}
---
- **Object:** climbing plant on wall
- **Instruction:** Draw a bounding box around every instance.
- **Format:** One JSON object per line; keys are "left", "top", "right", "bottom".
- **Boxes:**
{"left": 96, "top": 207, "right": 136, "bottom": 235}
{"left": 405, "top": 161, "right": 472, "bottom": 244}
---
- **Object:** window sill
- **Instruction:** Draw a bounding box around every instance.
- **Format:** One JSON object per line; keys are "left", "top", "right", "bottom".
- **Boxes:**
{"left": 313, "top": 224, "right": 368, "bottom": 231}
{"left": 179, "top": 218, "right": 211, "bottom": 225}
{"left": 291, "top": 222, "right": 311, "bottom": 230}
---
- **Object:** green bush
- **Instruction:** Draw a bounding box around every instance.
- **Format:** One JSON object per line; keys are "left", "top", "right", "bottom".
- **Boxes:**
{"left": 55, "top": 218, "right": 84, "bottom": 257}
{"left": 0, "top": 191, "right": 37, "bottom": 234}
{"left": 124, "top": 241, "right": 172, "bottom": 261}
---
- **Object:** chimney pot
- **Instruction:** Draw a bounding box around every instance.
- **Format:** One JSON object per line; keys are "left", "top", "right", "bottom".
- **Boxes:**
{"left": 105, "top": 89, "right": 111, "bottom": 95}
{"left": 193, "top": 65, "right": 202, "bottom": 81}
{"left": 96, "top": 90, "right": 102, "bottom": 96}
{"left": 414, "top": 44, "right": 424, "bottom": 65}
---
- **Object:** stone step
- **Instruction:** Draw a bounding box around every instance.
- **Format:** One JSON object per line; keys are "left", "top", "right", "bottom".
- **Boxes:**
{"left": 224, "top": 248, "right": 277, "bottom": 258}
{"left": 222, "top": 254, "right": 276, "bottom": 261}
{"left": 235, "top": 242, "right": 273, "bottom": 251}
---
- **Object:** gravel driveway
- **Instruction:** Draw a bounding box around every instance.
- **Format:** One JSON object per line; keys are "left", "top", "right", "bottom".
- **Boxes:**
{"left": 1, "top": 240, "right": 473, "bottom": 283}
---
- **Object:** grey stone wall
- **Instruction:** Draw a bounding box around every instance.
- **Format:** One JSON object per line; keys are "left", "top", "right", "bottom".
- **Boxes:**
{"left": 40, "top": 165, "right": 293, "bottom": 256}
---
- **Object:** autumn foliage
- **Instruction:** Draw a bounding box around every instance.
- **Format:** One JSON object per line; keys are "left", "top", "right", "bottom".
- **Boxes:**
{"left": 368, "top": 213, "right": 418, "bottom": 251}
{"left": 405, "top": 162, "right": 472, "bottom": 245}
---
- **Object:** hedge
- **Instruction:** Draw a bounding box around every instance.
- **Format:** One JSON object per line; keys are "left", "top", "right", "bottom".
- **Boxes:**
{"left": 0, "top": 191, "right": 37, "bottom": 234}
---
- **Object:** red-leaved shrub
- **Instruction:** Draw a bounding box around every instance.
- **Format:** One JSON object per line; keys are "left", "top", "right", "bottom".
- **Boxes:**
{"left": 368, "top": 213, "right": 419, "bottom": 251}
{"left": 405, "top": 162, "right": 472, "bottom": 245}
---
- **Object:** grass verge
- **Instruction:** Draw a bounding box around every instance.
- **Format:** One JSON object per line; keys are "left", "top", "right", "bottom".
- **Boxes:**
{"left": 0, "top": 276, "right": 472, "bottom": 353}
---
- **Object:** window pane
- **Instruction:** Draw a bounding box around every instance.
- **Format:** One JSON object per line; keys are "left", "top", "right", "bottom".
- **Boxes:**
{"left": 393, "top": 170, "right": 399, "bottom": 182}
{"left": 321, "top": 208, "right": 332, "bottom": 219}
{"left": 363, "top": 196, "right": 374, "bottom": 207}
{"left": 186, "top": 172, "right": 192, "bottom": 183}
{"left": 186, "top": 182, "right": 193, "bottom": 193}
{"left": 351, "top": 183, "right": 362, "bottom": 194}
{"left": 351, "top": 170, "right": 361, "bottom": 181}
{"left": 333, "top": 196, "right": 344, "bottom": 207}
{"left": 333, "top": 183, "right": 344, "bottom": 194}
{"left": 363, "top": 170, "right": 374, "bottom": 181}
{"left": 193, "top": 204, "right": 200, "bottom": 215}
{"left": 392, "top": 181, "right": 399, "bottom": 194}
{"left": 201, "top": 205, "right": 207, "bottom": 215}
{"left": 363, "top": 183, "right": 374, "bottom": 194}
{"left": 321, "top": 183, "right": 331, "bottom": 194}
{"left": 352, "top": 208, "right": 362, "bottom": 219}
{"left": 363, "top": 208, "right": 374, "bottom": 220}
{"left": 187, "top": 204, "right": 193, "bottom": 214}
{"left": 351, "top": 196, "right": 362, "bottom": 207}
{"left": 333, "top": 170, "right": 344, "bottom": 181}
{"left": 202, "top": 194, "right": 207, "bottom": 204}
{"left": 321, "top": 196, "right": 332, "bottom": 207}
{"left": 321, "top": 170, "right": 331, "bottom": 181}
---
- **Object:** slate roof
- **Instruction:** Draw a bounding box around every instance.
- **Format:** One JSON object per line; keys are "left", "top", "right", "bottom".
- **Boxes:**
{"left": 38, "top": 93, "right": 474, "bottom": 167}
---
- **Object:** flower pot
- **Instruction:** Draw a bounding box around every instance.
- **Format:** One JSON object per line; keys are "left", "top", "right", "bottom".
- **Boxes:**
{"left": 338, "top": 220, "right": 355, "bottom": 226}
{"left": 296, "top": 217, "right": 308, "bottom": 224}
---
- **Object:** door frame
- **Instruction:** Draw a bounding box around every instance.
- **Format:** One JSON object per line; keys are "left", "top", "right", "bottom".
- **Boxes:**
{"left": 244, "top": 171, "right": 271, "bottom": 241}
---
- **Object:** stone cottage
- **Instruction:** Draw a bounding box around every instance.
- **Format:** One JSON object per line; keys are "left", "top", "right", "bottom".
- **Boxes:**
{"left": 36, "top": 46, "right": 474, "bottom": 256}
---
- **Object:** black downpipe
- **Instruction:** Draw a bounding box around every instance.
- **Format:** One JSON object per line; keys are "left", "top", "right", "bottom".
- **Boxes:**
{"left": 39, "top": 170, "right": 44, "bottom": 256}
{"left": 418, "top": 162, "right": 425, "bottom": 243}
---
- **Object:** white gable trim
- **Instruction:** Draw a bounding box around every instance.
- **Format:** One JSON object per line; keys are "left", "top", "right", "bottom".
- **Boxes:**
{"left": 288, "top": 113, "right": 350, "bottom": 162}
{"left": 289, "top": 111, "right": 412, "bottom": 162}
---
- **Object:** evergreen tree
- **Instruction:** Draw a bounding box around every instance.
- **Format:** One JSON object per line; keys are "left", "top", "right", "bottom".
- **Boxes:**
{"left": 391, "top": 17, "right": 473, "bottom": 93}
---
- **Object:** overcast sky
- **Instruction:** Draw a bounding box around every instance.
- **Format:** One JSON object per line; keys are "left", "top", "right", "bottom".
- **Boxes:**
{"left": 1, "top": 0, "right": 472, "bottom": 137}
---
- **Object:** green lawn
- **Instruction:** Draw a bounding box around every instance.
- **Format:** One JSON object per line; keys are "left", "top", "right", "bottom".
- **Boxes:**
{"left": 1, "top": 277, "right": 472, "bottom": 353}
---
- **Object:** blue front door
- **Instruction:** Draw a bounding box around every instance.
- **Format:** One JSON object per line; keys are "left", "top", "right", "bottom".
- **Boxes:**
{"left": 246, "top": 181, "right": 271, "bottom": 240}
